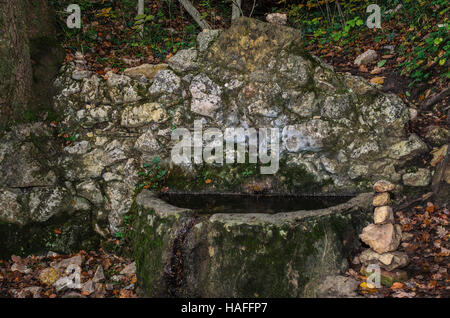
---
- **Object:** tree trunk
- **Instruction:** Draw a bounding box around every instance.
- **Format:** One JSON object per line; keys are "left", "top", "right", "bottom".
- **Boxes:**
{"left": 0, "top": 0, "right": 33, "bottom": 128}
{"left": 232, "top": 0, "right": 242, "bottom": 22}
{"left": 0, "top": 0, "right": 62, "bottom": 130}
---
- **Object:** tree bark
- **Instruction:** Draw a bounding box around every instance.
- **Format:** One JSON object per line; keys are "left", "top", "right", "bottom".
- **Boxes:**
{"left": 178, "top": 0, "right": 211, "bottom": 30}
{"left": 232, "top": 0, "right": 242, "bottom": 22}
{"left": 0, "top": 0, "right": 33, "bottom": 128}
{"left": 0, "top": 0, "right": 62, "bottom": 130}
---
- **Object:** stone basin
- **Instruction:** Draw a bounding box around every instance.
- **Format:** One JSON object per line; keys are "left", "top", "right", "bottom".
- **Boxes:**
{"left": 132, "top": 190, "right": 373, "bottom": 297}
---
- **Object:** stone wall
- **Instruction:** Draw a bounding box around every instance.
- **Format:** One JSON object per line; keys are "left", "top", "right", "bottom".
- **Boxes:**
{"left": 0, "top": 18, "right": 429, "bottom": 256}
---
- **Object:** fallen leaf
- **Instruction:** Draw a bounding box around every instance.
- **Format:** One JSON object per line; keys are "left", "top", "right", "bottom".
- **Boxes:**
{"left": 370, "top": 77, "right": 385, "bottom": 84}
{"left": 391, "top": 282, "right": 404, "bottom": 289}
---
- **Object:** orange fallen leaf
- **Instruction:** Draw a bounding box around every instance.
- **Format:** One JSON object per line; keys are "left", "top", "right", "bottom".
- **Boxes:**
{"left": 370, "top": 67, "right": 384, "bottom": 75}
{"left": 391, "top": 282, "right": 404, "bottom": 289}
{"left": 54, "top": 229, "right": 62, "bottom": 235}
{"left": 370, "top": 77, "right": 385, "bottom": 85}
{"left": 205, "top": 179, "right": 212, "bottom": 184}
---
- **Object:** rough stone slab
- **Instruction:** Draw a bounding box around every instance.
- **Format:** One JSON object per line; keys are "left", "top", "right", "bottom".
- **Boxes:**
{"left": 360, "top": 223, "right": 402, "bottom": 254}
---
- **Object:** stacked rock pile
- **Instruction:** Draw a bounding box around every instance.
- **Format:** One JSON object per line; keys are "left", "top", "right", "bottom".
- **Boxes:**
{"left": 358, "top": 180, "right": 409, "bottom": 286}
{"left": 72, "top": 51, "right": 91, "bottom": 80}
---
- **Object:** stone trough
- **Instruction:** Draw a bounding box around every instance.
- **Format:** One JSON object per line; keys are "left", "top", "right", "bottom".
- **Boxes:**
{"left": 132, "top": 190, "right": 373, "bottom": 297}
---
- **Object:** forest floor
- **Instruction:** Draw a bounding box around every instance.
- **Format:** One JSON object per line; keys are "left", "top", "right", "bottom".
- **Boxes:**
{"left": 0, "top": 1, "right": 448, "bottom": 298}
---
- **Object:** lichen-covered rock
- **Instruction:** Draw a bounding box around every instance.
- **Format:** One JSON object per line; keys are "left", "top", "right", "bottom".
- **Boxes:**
{"left": 0, "top": 142, "right": 56, "bottom": 188}
{"left": 424, "top": 126, "right": 449, "bottom": 147}
{"left": 148, "top": 69, "right": 181, "bottom": 97}
{"left": 197, "top": 29, "right": 221, "bottom": 52}
{"left": 189, "top": 73, "right": 223, "bottom": 118}
{"left": 121, "top": 103, "right": 168, "bottom": 128}
{"left": 0, "top": 188, "right": 24, "bottom": 225}
{"left": 133, "top": 190, "right": 373, "bottom": 297}
{"left": 388, "top": 134, "right": 428, "bottom": 160}
{"left": 402, "top": 168, "right": 431, "bottom": 187}
{"left": 29, "top": 187, "right": 72, "bottom": 222}
{"left": 76, "top": 181, "right": 103, "bottom": 206}
{"left": 168, "top": 48, "right": 198, "bottom": 72}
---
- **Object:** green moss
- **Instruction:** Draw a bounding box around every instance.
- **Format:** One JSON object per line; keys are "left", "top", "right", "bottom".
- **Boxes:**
{"left": 0, "top": 210, "right": 100, "bottom": 259}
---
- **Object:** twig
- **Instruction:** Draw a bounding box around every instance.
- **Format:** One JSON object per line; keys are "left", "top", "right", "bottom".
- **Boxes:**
{"left": 249, "top": 0, "right": 256, "bottom": 18}
{"left": 421, "top": 86, "right": 450, "bottom": 110}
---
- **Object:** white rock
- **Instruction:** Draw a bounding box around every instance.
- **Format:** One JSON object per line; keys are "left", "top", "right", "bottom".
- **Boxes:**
{"left": 374, "top": 206, "right": 394, "bottom": 224}
{"left": 354, "top": 49, "right": 378, "bottom": 66}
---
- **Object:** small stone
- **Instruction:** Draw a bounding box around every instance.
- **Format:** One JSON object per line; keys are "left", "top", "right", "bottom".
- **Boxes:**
{"left": 120, "top": 262, "right": 136, "bottom": 275}
{"left": 196, "top": 29, "right": 220, "bottom": 52}
{"left": 23, "top": 286, "right": 43, "bottom": 298}
{"left": 52, "top": 255, "right": 83, "bottom": 272}
{"left": 93, "top": 265, "right": 105, "bottom": 283}
{"left": 424, "top": 126, "right": 449, "bottom": 147}
{"left": 94, "top": 283, "right": 106, "bottom": 298}
{"left": 62, "top": 292, "right": 86, "bottom": 298}
{"left": 359, "top": 249, "right": 409, "bottom": 271}
{"left": 81, "top": 279, "right": 95, "bottom": 295}
{"left": 409, "top": 108, "right": 418, "bottom": 121}
{"left": 354, "top": 49, "right": 378, "bottom": 66}
{"left": 123, "top": 63, "right": 168, "bottom": 80}
{"left": 121, "top": 102, "right": 168, "bottom": 128}
{"left": 11, "top": 263, "right": 32, "bottom": 274}
{"left": 12, "top": 286, "right": 43, "bottom": 298}
{"left": 372, "top": 192, "right": 390, "bottom": 207}
{"left": 168, "top": 48, "right": 198, "bottom": 72}
{"left": 53, "top": 276, "right": 80, "bottom": 293}
{"left": 402, "top": 168, "right": 431, "bottom": 187}
{"left": 373, "top": 180, "right": 395, "bottom": 193}
{"left": 359, "top": 223, "right": 402, "bottom": 254}
{"left": 189, "top": 74, "right": 222, "bottom": 118}
{"left": 46, "top": 251, "right": 59, "bottom": 258}
{"left": 373, "top": 206, "right": 394, "bottom": 224}
{"left": 316, "top": 275, "right": 360, "bottom": 298}
{"left": 39, "top": 268, "right": 61, "bottom": 286}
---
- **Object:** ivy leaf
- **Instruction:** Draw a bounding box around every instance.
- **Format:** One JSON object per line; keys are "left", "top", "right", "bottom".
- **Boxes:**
{"left": 377, "top": 59, "right": 387, "bottom": 67}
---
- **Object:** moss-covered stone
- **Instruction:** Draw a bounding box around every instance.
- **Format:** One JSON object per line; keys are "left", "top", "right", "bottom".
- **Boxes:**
{"left": 0, "top": 210, "right": 100, "bottom": 259}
